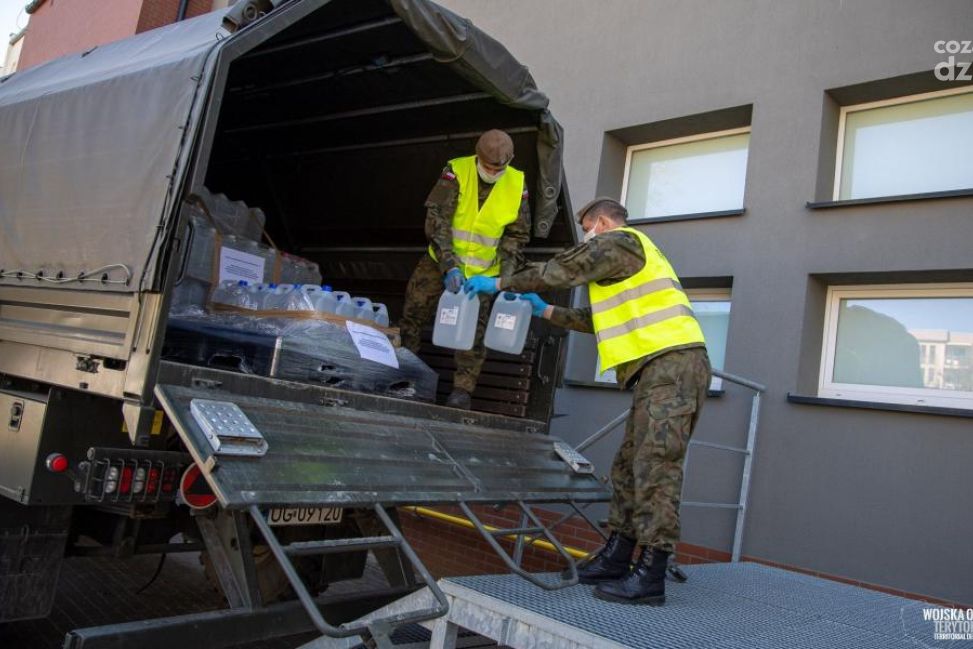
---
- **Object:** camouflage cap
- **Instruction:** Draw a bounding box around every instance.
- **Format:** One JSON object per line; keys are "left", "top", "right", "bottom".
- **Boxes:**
{"left": 475, "top": 129, "right": 514, "bottom": 167}
{"left": 575, "top": 196, "right": 627, "bottom": 224}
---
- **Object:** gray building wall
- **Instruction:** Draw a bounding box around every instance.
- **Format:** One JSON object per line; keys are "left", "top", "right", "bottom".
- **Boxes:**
{"left": 438, "top": 0, "right": 973, "bottom": 604}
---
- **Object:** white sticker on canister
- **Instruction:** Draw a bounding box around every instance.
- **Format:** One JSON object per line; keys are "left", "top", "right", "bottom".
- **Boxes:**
{"left": 494, "top": 313, "right": 517, "bottom": 330}
{"left": 439, "top": 306, "right": 459, "bottom": 325}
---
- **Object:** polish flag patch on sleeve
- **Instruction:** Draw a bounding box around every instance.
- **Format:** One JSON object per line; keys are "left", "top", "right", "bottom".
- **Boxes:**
{"left": 522, "top": 188, "right": 529, "bottom": 198}
{"left": 441, "top": 170, "right": 456, "bottom": 181}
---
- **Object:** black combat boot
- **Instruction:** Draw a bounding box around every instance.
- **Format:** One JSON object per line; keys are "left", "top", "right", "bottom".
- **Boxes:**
{"left": 570, "top": 532, "right": 636, "bottom": 584}
{"left": 445, "top": 388, "right": 472, "bottom": 410}
{"left": 593, "top": 547, "right": 668, "bottom": 605}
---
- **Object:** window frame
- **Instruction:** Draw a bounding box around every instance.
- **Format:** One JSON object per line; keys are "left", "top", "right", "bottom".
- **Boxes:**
{"left": 686, "top": 288, "right": 732, "bottom": 391}
{"left": 832, "top": 85, "right": 973, "bottom": 201}
{"left": 819, "top": 283, "right": 973, "bottom": 409}
{"left": 620, "top": 127, "right": 751, "bottom": 221}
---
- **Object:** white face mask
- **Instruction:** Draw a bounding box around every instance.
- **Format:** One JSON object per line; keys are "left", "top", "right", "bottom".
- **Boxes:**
{"left": 582, "top": 219, "right": 603, "bottom": 243}
{"left": 477, "top": 161, "right": 506, "bottom": 184}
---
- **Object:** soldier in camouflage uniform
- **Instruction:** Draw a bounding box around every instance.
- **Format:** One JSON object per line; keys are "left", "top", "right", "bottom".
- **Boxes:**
{"left": 464, "top": 198, "right": 710, "bottom": 605}
{"left": 400, "top": 130, "right": 530, "bottom": 409}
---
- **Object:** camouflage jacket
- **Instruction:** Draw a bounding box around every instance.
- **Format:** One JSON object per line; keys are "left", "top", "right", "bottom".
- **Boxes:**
{"left": 499, "top": 229, "right": 704, "bottom": 387}
{"left": 425, "top": 162, "right": 531, "bottom": 279}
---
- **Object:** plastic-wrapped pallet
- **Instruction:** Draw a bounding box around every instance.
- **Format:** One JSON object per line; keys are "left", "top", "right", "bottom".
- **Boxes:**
{"left": 162, "top": 315, "right": 438, "bottom": 402}
{"left": 279, "top": 252, "right": 322, "bottom": 286}
{"left": 191, "top": 187, "right": 266, "bottom": 241}
{"left": 169, "top": 192, "right": 322, "bottom": 314}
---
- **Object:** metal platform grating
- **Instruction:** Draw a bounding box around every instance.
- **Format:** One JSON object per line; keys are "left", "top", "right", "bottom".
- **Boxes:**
{"left": 442, "top": 562, "right": 969, "bottom": 649}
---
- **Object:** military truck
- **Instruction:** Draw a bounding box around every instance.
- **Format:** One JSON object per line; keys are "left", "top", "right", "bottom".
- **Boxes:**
{"left": 0, "top": 1, "right": 608, "bottom": 646}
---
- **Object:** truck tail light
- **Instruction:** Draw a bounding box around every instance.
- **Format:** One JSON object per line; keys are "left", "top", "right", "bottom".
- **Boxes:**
{"left": 104, "top": 466, "right": 120, "bottom": 494}
{"left": 78, "top": 449, "right": 190, "bottom": 504}
{"left": 45, "top": 453, "right": 70, "bottom": 473}
{"left": 132, "top": 467, "right": 146, "bottom": 494}
{"left": 161, "top": 468, "right": 177, "bottom": 494}
{"left": 145, "top": 467, "right": 160, "bottom": 495}
{"left": 118, "top": 466, "right": 134, "bottom": 495}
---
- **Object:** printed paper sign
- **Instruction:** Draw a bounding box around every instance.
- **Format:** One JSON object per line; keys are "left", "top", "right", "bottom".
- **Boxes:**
{"left": 346, "top": 321, "right": 399, "bottom": 369}
{"left": 494, "top": 313, "right": 517, "bottom": 331}
{"left": 439, "top": 306, "right": 459, "bottom": 326}
{"left": 218, "top": 247, "right": 265, "bottom": 284}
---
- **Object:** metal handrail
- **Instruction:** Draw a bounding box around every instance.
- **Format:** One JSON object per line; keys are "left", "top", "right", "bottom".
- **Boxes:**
{"left": 571, "top": 367, "right": 765, "bottom": 563}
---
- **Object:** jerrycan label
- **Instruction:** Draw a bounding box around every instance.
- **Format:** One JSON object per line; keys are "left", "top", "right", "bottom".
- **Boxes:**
{"left": 494, "top": 313, "right": 517, "bottom": 330}
{"left": 439, "top": 306, "right": 459, "bottom": 325}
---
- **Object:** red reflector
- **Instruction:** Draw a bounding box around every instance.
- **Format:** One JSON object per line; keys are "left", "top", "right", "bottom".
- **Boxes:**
{"left": 119, "top": 466, "right": 134, "bottom": 494}
{"left": 45, "top": 453, "right": 69, "bottom": 473}
{"left": 146, "top": 468, "right": 160, "bottom": 494}
{"left": 161, "top": 468, "right": 177, "bottom": 494}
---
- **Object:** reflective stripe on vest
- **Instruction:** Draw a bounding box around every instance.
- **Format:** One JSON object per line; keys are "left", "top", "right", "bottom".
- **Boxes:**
{"left": 589, "top": 227, "right": 706, "bottom": 370}
{"left": 428, "top": 155, "right": 524, "bottom": 278}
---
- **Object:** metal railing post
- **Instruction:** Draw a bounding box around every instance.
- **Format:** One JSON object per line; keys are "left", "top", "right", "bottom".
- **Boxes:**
{"left": 731, "top": 391, "right": 761, "bottom": 562}
{"left": 573, "top": 366, "right": 766, "bottom": 565}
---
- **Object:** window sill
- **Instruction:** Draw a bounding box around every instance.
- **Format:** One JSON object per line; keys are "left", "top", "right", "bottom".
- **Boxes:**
{"left": 806, "top": 188, "right": 973, "bottom": 210}
{"left": 629, "top": 208, "right": 745, "bottom": 225}
{"left": 787, "top": 393, "right": 973, "bottom": 419}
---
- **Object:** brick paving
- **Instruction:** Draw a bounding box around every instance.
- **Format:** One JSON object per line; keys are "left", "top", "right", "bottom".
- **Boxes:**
{"left": 1, "top": 551, "right": 320, "bottom": 648}
{"left": 0, "top": 549, "right": 503, "bottom": 649}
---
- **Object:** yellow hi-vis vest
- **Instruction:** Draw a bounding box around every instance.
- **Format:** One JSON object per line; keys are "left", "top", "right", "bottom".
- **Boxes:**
{"left": 428, "top": 155, "right": 524, "bottom": 278}
{"left": 590, "top": 227, "right": 706, "bottom": 371}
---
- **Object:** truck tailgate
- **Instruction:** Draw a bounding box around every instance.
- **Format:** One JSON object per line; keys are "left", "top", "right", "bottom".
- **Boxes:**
{"left": 154, "top": 381, "right": 608, "bottom": 510}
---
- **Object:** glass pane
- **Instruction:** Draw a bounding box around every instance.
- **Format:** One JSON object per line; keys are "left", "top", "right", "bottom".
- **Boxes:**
{"left": 839, "top": 92, "right": 973, "bottom": 200}
{"left": 693, "top": 300, "right": 730, "bottom": 373}
{"left": 626, "top": 133, "right": 749, "bottom": 219}
{"left": 833, "top": 296, "right": 973, "bottom": 391}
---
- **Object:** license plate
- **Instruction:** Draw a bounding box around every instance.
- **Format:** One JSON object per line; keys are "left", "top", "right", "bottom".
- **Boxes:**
{"left": 267, "top": 506, "right": 344, "bottom": 526}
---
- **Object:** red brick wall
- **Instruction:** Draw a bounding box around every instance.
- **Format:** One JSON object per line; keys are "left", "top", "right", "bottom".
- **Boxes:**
{"left": 18, "top": 0, "right": 216, "bottom": 72}
{"left": 18, "top": 0, "right": 144, "bottom": 71}
{"left": 136, "top": 0, "right": 213, "bottom": 34}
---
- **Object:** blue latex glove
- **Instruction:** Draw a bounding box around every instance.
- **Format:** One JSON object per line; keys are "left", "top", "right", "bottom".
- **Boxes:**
{"left": 444, "top": 268, "right": 464, "bottom": 293}
{"left": 463, "top": 275, "right": 499, "bottom": 299}
{"left": 519, "top": 293, "right": 549, "bottom": 317}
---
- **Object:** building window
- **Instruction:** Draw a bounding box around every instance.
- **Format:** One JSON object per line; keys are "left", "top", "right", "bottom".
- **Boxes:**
{"left": 621, "top": 128, "right": 750, "bottom": 220}
{"left": 594, "top": 288, "right": 731, "bottom": 392}
{"left": 834, "top": 86, "right": 973, "bottom": 201}
{"left": 819, "top": 284, "right": 973, "bottom": 409}
{"left": 689, "top": 289, "right": 731, "bottom": 391}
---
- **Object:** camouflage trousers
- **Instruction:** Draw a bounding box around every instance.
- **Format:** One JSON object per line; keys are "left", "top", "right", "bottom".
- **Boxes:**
{"left": 399, "top": 254, "right": 491, "bottom": 393}
{"left": 607, "top": 347, "right": 711, "bottom": 552}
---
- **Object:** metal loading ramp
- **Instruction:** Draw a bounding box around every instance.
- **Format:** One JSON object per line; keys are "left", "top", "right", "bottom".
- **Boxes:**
{"left": 133, "top": 377, "right": 611, "bottom": 649}
{"left": 325, "top": 563, "right": 951, "bottom": 649}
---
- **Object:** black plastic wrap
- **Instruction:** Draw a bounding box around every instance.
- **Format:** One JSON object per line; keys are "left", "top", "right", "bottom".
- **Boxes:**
{"left": 162, "top": 315, "right": 437, "bottom": 402}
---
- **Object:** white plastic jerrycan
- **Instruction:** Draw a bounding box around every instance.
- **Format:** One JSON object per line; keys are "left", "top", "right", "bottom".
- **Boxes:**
{"left": 265, "top": 283, "right": 295, "bottom": 310}
{"left": 484, "top": 292, "right": 532, "bottom": 355}
{"left": 432, "top": 289, "right": 479, "bottom": 351}
{"left": 287, "top": 284, "right": 320, "bottom": 311}
{"left": 351, "top": 297, "right": 374, "bottom": 322}
{"left": 313, "top": 285, "right": 338, "bottom": 314}
{"left": 334, "top": 291, "right": 357, "bottom": 318}
{"left": 372, "top": 303, "right": 390, "bottom": 327}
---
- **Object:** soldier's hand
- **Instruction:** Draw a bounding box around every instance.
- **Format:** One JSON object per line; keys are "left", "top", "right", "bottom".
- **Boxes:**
{"left": 463, "top": 275, "right": 500, "bottom": 298}
{"left": 519, "top": 293, "right": 549, "bottom": 317}
{"left": 443, "top": 268, "right": 464, "bottom": 293}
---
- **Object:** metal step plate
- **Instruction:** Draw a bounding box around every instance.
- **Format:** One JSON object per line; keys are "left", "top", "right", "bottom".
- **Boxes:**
{"left": 190, "top": 399, "right": 268, "bottom": 457}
